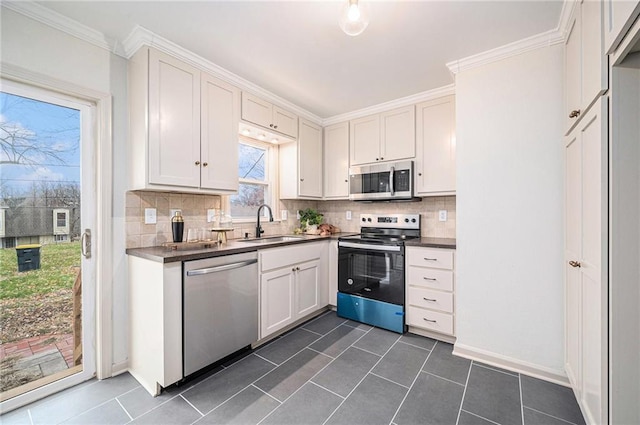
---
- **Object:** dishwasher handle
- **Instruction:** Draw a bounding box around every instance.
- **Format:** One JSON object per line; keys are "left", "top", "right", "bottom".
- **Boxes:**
{"left": 186, "top": 259, "right": 258, "bottom": 276}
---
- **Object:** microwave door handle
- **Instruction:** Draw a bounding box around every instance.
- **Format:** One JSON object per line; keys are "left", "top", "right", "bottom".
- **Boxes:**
{"left": 390, "top": 166, "right": 395, "bottom": 196}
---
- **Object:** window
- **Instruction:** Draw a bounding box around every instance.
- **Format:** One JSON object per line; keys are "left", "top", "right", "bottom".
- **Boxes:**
{"left": 56, "top": 212, "right": 67, "bottom": 227}
{"left": 228, "top": 138, "right": 278, "bottom": 221}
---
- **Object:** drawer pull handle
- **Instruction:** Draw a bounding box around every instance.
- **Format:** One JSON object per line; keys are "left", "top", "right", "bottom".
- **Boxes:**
{"left": 423, "top": 318, "right": 437, "bottom": 323}
{"left": 423, "top": 257, "right": 437, "bottom": 261}
{"left": 423, "top": 277, "right": 437, "bottom": 281}
{"left": 423, "top": 297, "right": 437, "bottom": 302}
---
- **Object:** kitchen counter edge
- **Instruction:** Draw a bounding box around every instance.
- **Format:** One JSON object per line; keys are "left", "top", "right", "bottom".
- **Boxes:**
{"left": 405, "top": 237, "right": 456, "bottom": 249}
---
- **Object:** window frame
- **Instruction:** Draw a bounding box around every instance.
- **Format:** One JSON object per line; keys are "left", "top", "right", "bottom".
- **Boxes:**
{"left": 225, "top": 136, "right": 279, "bottom": 223}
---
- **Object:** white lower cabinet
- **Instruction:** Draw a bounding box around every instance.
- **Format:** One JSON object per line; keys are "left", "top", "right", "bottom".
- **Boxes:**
{"left": 405, "top": 246, "right": 456, "bottom": 340}
{"left": 259, "top": 242, "right": 328, "bottom": 339}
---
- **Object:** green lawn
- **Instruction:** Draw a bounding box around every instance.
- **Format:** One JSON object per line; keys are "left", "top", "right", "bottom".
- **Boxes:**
{"left": 0, "top": 242, "right": 81, "bottom": 300}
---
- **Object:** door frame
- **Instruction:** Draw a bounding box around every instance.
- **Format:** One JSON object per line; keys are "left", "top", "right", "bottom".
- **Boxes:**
{"left": 0, "top": 63, "right": 113, "bottom": 412}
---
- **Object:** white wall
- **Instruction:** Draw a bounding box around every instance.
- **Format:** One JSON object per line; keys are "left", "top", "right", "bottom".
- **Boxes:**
{"left": 455, "top": 45, "right": 565, "bottom": 375}
{"left": 1, "top": 8, "right": 129, "bottom": 369}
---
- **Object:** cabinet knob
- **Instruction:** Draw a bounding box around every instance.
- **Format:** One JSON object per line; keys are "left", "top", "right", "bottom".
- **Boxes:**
{"left": 300, "top": 178, "right": 305, "bottom": 182}
{"left": 418, "top": 172, "right": 422, "bottom": 176}
{"left": 296, "top": 266, "right": 300, "bottom": 271}
{"left": 292, "top": 267, "right": 296, "bottom": 272}
{"left": 202, "top": 162, "right": 208, "bottom": 167}
{"left": 569, "top": 109, "right": 581, "bottom": 119}
{"left": 345, "top": 179, "right": 348, "bottom": 183}
{"left": 569, "top": 260, "right": 581, "bottom": 268}
{"left": 380, "top": 157, "right": 384, "bottom": 160}
{"left": 274, "top": 125, "right": 278, "bottom": 129}
{"left": 376, "top": 158, "right": 379, "bottom": 161}
{"left": 270, "top": 124, "right": 274, "bottom": 128}
{"left": 195, "top": 161, "right": 201, "bottom": 166}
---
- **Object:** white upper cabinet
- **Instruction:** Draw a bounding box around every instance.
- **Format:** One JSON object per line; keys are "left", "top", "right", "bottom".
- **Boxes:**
{"left": 350, "top": 106, "right": 415, "bottom": 166}
{"left": 279, "top": 119, "right": 323, "bottom": 199}
{"left": 241, "top": 92, "right": 298, "bottom": 138}
{"left": 129, "top": 47, "right": 239, "bottom": 194}
{"left": 565, "top": 0, "right": 608, "bottom": 134}
{"left": 415, "top": 96, "right": 456, "bottom": 196}
{"left": 323, "top": 121, "right": 350, "bottom": 199}
{"left": 603, "top": 0, "right": 640, "bottom": 54}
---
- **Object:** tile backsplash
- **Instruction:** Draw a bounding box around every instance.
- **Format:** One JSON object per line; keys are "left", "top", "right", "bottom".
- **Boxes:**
{"left": 125, "top": 191, "right": 455, "bottom": 248}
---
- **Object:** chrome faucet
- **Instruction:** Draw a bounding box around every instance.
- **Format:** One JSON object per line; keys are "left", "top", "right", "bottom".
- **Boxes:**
{"left": 256, "top": 204, "right": 274, "bottom": 238}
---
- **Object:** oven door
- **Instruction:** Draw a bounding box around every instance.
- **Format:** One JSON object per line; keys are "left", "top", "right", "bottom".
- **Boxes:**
{"left": 338, "top": 241, "right": 405, "bottom": 305}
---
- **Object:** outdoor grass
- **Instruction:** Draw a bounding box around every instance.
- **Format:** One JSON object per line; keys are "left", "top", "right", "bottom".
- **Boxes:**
{"left": 0, "top": 242, "right": 81, "bottom": 300}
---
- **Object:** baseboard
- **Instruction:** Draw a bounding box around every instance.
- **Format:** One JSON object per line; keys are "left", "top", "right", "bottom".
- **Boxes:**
{"left": 111, "top": 360, "right": 129, "bottom": 377}
{"left": 407, "top": 326, "right": 456, "bottom": 344}
{"left": 453, "top": 343, "right": 570, "bottom": 387}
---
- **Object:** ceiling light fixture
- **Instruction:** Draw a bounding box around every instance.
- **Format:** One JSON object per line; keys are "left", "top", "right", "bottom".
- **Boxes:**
{"left": 339, "top": 0, "right": 370, "bottom": 37}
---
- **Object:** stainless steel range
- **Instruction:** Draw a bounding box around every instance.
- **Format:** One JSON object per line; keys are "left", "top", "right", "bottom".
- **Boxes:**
{"left": 337, "top": 213, "right": 420, "bottom": 333}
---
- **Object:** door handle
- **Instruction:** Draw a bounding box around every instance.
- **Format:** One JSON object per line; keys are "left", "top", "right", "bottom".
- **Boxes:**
{"left": 81, "top": 229, "right": 91, "bottom": 259}
{"left": 569, "top": 260, "right": 581, "bottom": 268}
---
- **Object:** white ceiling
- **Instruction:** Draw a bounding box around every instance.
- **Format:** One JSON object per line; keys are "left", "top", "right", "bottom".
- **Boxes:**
{"left": 33, "top": 0, "right": 564, "bottom": 119}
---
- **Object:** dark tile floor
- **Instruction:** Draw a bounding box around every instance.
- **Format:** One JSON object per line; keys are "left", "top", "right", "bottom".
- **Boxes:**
{"left": 1, "top": 311, "right": 585, "bottom": 425}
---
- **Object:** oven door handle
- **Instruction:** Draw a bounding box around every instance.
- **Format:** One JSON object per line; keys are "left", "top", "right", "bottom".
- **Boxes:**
{"left": 389, "top": 166, "right": 395, "bottom": 196}
{"left": 338, "top": 241, "right": 401, "bottom": 252}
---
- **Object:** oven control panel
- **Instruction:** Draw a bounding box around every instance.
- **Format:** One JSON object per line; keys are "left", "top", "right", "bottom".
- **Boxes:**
{"left": 360, "top": 213, "right": 420, "bottom": 230}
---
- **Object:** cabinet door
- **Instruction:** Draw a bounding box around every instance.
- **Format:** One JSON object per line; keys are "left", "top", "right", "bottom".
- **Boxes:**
{"left": 298, "top": 120, "right": 323, "bottom": 198}
{"left": 148, "top": 49, "right": 201, "bottom": 187}
{"left": 261, "top": 268, "right": 295, "bottom": 338}
{"left": 380, "top": 106, "right": 415, "bottom": 162}
{"left": 565, "top": 8, "right": 582, "bottom": 134}
{"left": 581, "top": 0, "right": 607, "bottom": 114}
{"left": 295, "top": 260, "right": 321, "bottom": 318}
{"left": 324, "top": 122, "right": 350, "bottom": 199}
{"left": 604, "top": 0, "right": 640, "bottom": 54}
{"left": 415, "top": 96, "right": 456, "bottom": 195}
{"left": 328, "top": 241, "right": 338, "bottom": 306}
{"left": 273, "top": 106, "right": 298, "bottom": 138}
{"left": 350, "top": 114, "right": 380, "bottom": 165}
{"left": 242, "top": 92, "right": 272, "bottom": 129}
{"left": 201, "top": 73, "right": 240, "bottom": 191}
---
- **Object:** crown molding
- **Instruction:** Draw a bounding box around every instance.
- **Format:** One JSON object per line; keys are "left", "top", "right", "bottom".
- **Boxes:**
{"left": 1, "top": 1, "right": 123, "bottom": 55}
{"left": 122, "top": 26, "right": 323, "bottom": 125}
{"left": 556, "top": 0, "right": 577, "bottom": 40}
{"left": 322, "top": 84, "right": 456, "bottom": 126}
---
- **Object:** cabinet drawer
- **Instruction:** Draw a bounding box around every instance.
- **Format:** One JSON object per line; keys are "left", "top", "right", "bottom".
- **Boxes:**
{"left": 260, "top": 242, "right": 323, "bottom": 272}
{"left": 407, "top": 267, "right": 454, "bottom": 291}
{"left": 407, "top": 287, "right": 453, "bottom": 313}
{"left": 406, "top": 247, "right": 454, "bottom": 270}
{"left": 407, "top": 306, "right": 454, "bottom": 335}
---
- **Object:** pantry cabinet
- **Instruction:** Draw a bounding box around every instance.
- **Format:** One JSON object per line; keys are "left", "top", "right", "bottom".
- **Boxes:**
{"left": 323, "top": 121, "right": 350, "bottom": 199}
{"left": 241, "top": 92, "right": 298, "bottom": 138}
{"left": 259, "top": 242, "right": 328, "bottom": 339}
{"left": 415, "top": 96, "right": 456, "bottom": 196}
{"left": 279, "top": 119, "right": 323, "bottom": 199}
{"left": 350, "top": 106, "right": 415, "bottom": 166}
{"left": 565, "top": 0, "right": 607, "bottom": 134}
{"left": 564, "top": 97, "right": 608, "bottom": 425}
{"left": 129, "top": 46, "right": 239, "bottom": 193}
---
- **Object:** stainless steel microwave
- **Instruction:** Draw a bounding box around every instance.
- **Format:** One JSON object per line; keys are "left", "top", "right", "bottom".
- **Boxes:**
{"left": 349, "top": 160, "right": 415, "bottom": 201}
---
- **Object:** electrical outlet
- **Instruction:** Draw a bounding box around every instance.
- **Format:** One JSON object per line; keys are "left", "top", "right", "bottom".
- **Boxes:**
{"left": 281, "top": 210, "right": 288, "bottom": 220}
{"left": 207, "top": 209, "right": 216, "bottom": 222}
{"left": 170, "top": 209, "right": 182, "bottom": 219}
{"left": 439, "top": 210, "right": 447, "bottom": 222}
{"left": 296, "top": 210, "right": 301, "bottom": 220}
{"left": 144, "top": 208, "right": 157, "bottom": 224}
{"left": 346, "top": 210, "right": 352, "bottom": 220}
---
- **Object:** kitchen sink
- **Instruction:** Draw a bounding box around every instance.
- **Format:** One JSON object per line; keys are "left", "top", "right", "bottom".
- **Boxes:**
{"left": 238, "top": 235, "right": 305, "bottom": 244}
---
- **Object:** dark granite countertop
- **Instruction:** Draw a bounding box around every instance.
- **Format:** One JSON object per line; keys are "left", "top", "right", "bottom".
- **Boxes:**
{"left": 126, "top": 233, "right": 355, "bottom": 263}
{"left": 405, "top": 237, "right": 456, "bottom": 249}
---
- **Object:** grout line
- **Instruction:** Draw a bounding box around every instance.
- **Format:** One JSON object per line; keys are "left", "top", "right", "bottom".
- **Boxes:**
{"left": 253, "top": 353, "right": 280, "bottom": 367}
{"left": 308, "top": 381, "right": 346, "bottom": 400}
{"left": 116, "top": 385, "right": 142, "bottom": 400}
{"left": 454, "top": 354, "right": 474, "bottom": 425}
{"left": 369, "top": 372, "right": 410, "bottom": 389}
{"left": 422, "top": 370, "right": 466, "bottom": 387}
{"left": 251, "top": 384, "right": 283, "bottom": 404}
{"left": 321, "top": 332, "right": 403, "bottom": 425}
{"left": 181, "top": 352, "right": 260, "bottom": 396}
{"left": 180, "top": 394, "right": 204, "bottom": 417}
{"left": 115, "top": 397, "right": 134, "bottom": 421}
{"left": 389, "top": 340, "right": 436, "bottom": 424}
{"left": 523, "top": 406, "right": 579, "bottom": 425}
{"left": 519, "top": 373, "right": 525, "bottom": 425}
{"left": 460, "top": 409, "right": 502, "bottom": 425}
{"left": 396, "top": 339, "right": 434, "bottom": 352}
{"left": 350, "top": 345, "right": 383, "bottom": 358}
{"left": 124, "top": 393, "right": 182, "bottom": 422}
{"left": 473, "top": 362, "right": 519, "bottom": 378}
{"left": 300, "top": 328, "right": 324, "bottom": 336}
{"left": 307, "top": 347, "right": 336, "bottom": 359}
{"left": 60, "top": 396, "right": 122, "bottom": 423}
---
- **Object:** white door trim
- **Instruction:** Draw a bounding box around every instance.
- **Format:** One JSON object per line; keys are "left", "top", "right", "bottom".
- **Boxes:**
{"left": 0, "top": 63, "right": 114, "bottom": 410}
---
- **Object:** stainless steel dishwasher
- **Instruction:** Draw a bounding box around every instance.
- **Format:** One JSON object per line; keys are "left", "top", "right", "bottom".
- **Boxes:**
{"left": 183, "top": 251, "right": 258, "bottom": 377}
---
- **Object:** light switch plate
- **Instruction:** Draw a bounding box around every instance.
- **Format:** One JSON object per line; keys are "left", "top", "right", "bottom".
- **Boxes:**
{"left": 144, "top": 208, "right": 157, "bottom": 224}
{"left": 439, "top": 210, "right": 447, "bottom": 222}
{"left": 207, "top": 209, "right": 216, "bottom": 222}
{"left": 281, "top": 210, "right": 288, "bottom": 220}
{"left": 346, "top": 210, "right": 352, "bottom": 220}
